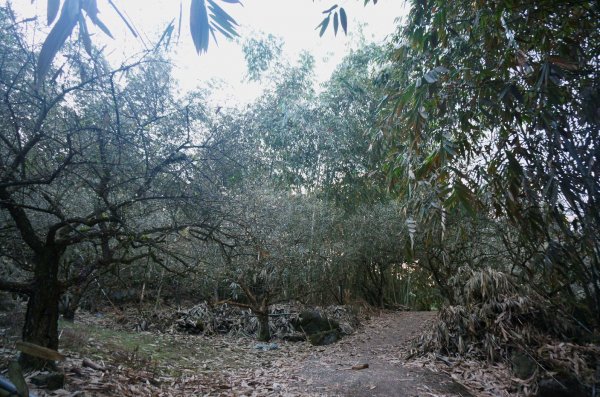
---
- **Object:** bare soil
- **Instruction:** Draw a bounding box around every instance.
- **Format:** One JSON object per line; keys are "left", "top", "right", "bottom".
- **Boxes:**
{"left": 288, "top": 311, "right": 473, "bottom": 396}
{"left": 1, "top": 308, "right": 475, "bottom": 396}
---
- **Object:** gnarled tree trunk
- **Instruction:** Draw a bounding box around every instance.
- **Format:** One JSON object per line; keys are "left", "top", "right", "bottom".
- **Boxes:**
{"left": 256, "top": 309, "right": 270, "bottom": 342}
{"left": 20, "top": 248, "right": 63, "bottom": 369}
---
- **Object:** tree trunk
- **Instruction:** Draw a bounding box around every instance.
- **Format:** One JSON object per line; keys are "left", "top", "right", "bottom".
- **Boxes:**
{"left": 257, "top": 311, "right": 270, "bottom": 342}
{"left": 378, "top": 264, "right": 386, "bottom": 308}
{"left": 20, "top": 248, "right": 62, "bottom": 369}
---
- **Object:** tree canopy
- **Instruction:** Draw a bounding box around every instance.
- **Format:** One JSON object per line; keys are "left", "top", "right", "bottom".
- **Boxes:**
{"left": 33, "top": 0, "right": 380, "bottom": 83}
{"left": 0, "top": 1, "right": 598, "bottom": 392}
{"left": 377, "top": 0, "right": 599, "bottom": 325}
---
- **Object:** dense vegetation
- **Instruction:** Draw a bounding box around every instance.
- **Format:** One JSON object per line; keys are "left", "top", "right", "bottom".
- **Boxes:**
{"left": 0, "top": 0, "right": 598, "bottom": 393}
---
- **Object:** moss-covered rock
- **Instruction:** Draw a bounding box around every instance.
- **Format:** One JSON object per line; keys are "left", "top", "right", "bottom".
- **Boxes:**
{"left": 31, "top": 372, "right": 65, "bottom": 390}
{"left": 292, "top": 311, "right": 342, "bottom": 345}
{"left": 308, "top": 330, "right": 341, "bottom": 346}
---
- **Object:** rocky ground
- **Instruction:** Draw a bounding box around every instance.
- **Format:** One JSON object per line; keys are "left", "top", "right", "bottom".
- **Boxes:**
{"left": 0, "top": 305, "right": 514, "bottom": 396}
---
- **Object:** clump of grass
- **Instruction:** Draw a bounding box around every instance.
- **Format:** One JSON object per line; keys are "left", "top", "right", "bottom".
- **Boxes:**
{"left": 59, "top": 327, "right": 89, "bottom": 351}
{"left": 105, "top": 342, "right": 157, "bottom": 371}
{"left": 58, "top": 320, "right": 222, "bottom": 376}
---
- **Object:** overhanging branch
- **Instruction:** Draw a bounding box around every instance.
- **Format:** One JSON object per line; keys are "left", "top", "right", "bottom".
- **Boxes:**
{"left": 0, "top": 278, "right": 33, "bottom": 295}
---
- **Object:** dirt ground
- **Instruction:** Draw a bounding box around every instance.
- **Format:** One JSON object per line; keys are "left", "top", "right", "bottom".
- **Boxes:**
{"left": 288, "top": 311, "right": 473, "bottom": 396}
{"left": 1, "top": 308, "right": 478, "bottom": 396}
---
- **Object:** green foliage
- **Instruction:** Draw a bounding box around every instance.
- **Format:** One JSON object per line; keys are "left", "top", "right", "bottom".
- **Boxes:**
{"left": 379, "top": 0, "right": 600, "bottom": 325}
{"left": 242, "top": 34, "right": 284, "bottom": 82}
{"left": 37, "top": 0, "right": 113, "bottom": 83}
{"left": 34, "top": 0, "right": 242, "bottom": 82}
{"left": 316, "top": 4, "right": 348, "bottom": 37}
{"left": 0, "top": 9, "right": 242, "bottom": 354}
{"left": 190, "top": 0, "right": 241, "bottom": 54}
{"left": 34, "top": 0, "right": 382, "bottom": 84}
{"left": 240, "top": 43, "right": 388, "bottom": 209}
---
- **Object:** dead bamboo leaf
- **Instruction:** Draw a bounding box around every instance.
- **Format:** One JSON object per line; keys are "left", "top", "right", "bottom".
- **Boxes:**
{"left": 16, "top": 341, "right": 66, "bottom": 361}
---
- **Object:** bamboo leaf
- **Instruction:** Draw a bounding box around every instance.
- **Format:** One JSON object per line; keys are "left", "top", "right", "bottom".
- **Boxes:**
{"left": 333, "top": 12, "right": 339, "bottom": 36}
{"left": 406, "top": 217, "right": 417, "bottom": 250}
{"left": 207, "top": 0, "right": 239, "bottom": 28}
{"left": 177, "top": 1, "right": 183, "bottom": 42}
{"left": 423, "top": 71, "right": 437, "bottom": 83}
{"left": 317, "top": 15, "right": 330, "bottom": 37}
{"left": 16, "top": 341, "right": 66, "bottom": 361}
{"left": 210, "top": 21, "right": 234, "bottom": 39}
{"left": 322, "top": 4, "right": 338, "bottom": 14}
{"left": 78, "top": 15, "right": 92, "bottom": 56}
{"left": 339, "top": 7, "right": 347, "bottom": 35}
{"left": 37, "top": 0, "right": 80, "bottom": 84}
{"left": 107, "top": 0, "right": 136, "bottom": 37}
{"left": 190, "top": 0, "right": 209, "bottom": 53}
{"left": 547, "top": 56, "right": 578, "bottom": 71}
{"left": 82, "top": 0, "right": 113, "bottom": 38}
{"left": 7, "top": 362, "right": 28, "bottom": 397}
{"left": 208, "top": 7, "right": 238, "bottom": 38}
{"left": 158, "top": 19, "right": 175, "bottom": 48}
{"left": 47, "top": 0, "right": 60, "bottom": 25}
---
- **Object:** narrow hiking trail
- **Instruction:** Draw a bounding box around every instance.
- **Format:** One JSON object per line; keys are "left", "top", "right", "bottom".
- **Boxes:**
{"left": 287, "top": 311, "right": 473, "bottom": 396}
{"left": 2, "top": 309, "right": 477, "bottom": 396}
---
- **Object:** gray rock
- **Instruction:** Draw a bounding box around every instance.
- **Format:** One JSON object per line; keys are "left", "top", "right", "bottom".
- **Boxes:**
{"left": 308, "top": 330, "right": 340, "bottom": 346}
{"left": 292, "top": 311, "right": 340, "bottom": 336}
{"left": 30, "top": 372, "right": 65, "bottom": 390}
{"left": 536, "top": 377, "right": 587, "bottom": 397}
{"left": 510, "top": 350, "right": 536, "bottom": 379}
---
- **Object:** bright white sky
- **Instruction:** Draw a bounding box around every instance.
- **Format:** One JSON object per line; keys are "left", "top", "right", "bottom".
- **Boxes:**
{"left": 9, "top": 0, "right": 407, "bottom": 105}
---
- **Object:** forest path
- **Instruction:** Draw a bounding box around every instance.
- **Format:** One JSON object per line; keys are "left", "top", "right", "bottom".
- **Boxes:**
{"left": 288, "top": 311, "right": 472, "bottom": 396}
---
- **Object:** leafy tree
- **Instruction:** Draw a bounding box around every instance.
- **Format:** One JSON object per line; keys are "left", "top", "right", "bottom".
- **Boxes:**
{"left": 315, "top": 43, "right": 389, "bottom": 208}
{"left": 0, "top": 10, "right": 228, "bottom": 367}
{"left": 378, "top": 0, "right": 600, "bottom": 326}
{"left": 215, "top": 184, "right": 336, "bottom": 341}
{"left": 240, "top": 47, "right": 318, "bottom": 190}
{"left": 341, "top": 202, "right": 408, "bottom": 307}
{"left": 241, "top": 38, "right": 388, "bottom": 206}
{"left": 242, "top": 34, "right": 284, "bottom": 82}
{"left": 234, "top": 38, "right": 418, "bottom": 308}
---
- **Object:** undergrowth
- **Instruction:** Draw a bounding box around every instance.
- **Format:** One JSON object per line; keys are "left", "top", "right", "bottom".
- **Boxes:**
{"left": 58, "top": 320, "right": 241, "bottom": 376}
{"left": 412, "top": 268, "right": 599, "bottom": 395}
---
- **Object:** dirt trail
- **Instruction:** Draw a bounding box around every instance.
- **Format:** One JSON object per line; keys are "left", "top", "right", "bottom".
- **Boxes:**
{"left": 288, "top": 311, "right": 472, "bottom": 396}
{"left": 1, "top": 307, "right": 474, "bottom": 396}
